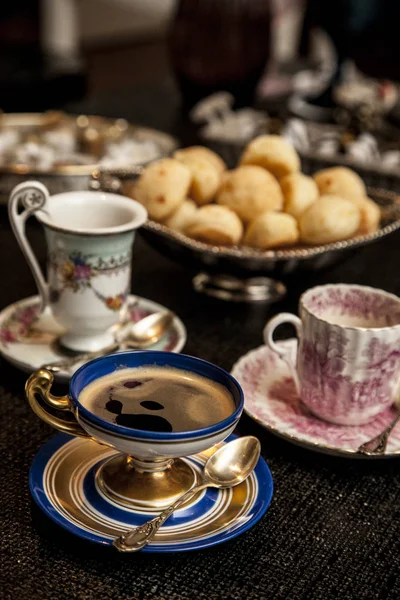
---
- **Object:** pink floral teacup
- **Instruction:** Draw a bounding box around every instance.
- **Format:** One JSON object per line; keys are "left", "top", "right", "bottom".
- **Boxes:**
{"left": 9, "top": 181, "right": 147, "bottom": 352}
{"left": 264, "top": 284, "right": 400, "bottom": 426}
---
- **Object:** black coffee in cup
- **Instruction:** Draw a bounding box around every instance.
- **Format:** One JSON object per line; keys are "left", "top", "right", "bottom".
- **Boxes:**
{"left": 79, "top": 366, "right": 236, "bottom": 433}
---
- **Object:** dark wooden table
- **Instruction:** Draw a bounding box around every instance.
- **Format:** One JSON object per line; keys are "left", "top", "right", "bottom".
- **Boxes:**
{"left": 1, "top": 83, "right": 400, "bottom": 600}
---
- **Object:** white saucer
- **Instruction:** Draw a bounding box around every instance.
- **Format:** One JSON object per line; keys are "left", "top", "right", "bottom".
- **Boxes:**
{"left": 0, "top": 295, "right": 186, "bottom": 381}
{"left": 232, "top": 339, "right": 400, "bottom": 458}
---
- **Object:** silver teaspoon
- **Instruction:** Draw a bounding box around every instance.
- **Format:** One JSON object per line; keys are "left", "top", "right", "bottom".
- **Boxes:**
{"left": 358, "top": 411, "right": 400, "bottom": 455}
{"left": 113, "top": 436, "right": 261, "bottom": 552}
{"left": 43, "top": 311, "right": 174, "bottom": 374}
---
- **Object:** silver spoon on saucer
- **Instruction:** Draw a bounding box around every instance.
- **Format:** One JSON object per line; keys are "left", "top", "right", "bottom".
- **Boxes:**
{"left": 358, "top": 410, "right": 400, "bottom": 455}
{"left": 113, "top": 436, "right": 261, "bottom": 552}
{"left": 43, "top": 311, "right": 174, "bottom": 374}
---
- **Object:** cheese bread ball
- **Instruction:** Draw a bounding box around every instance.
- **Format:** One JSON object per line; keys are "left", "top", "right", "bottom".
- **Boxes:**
{"left": 173, "top": 153, "right": 221, "bottom": 205}
{"left": 313, "top": 167, "right": 366, "bottom": 200}
{"left": 173, "top": 146, "right": 226, "bottom": 175}
{"left": 216, "top": 165, "right": 283, "bottom": 222}
{"left": 132, "top": 158, "right": 191, "bottom": 221}
{"left": 164, "top": 199, "right": 197, "bottom": 233}
{"left": 280, "top": 173, "right": 319, "bottom": 219}
{"left": 346, "top": 195, "right": 381, "bottom": 235}
{"left": 244, "top": 212, "right": 299, "bottom": 249}
{"left": 240, "top": 135, "right": 300, "bottom": 179}
{"left": 185, "top": 205, "right": 243, "bottom": 246}
{"left": 299, "top": 195, "right": 361, "bottom": 245}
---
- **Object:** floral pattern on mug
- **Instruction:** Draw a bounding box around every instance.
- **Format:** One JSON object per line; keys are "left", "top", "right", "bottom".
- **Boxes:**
{"left": 299, "top": 330, "right": 400, "bottom": 420}
{"left": 95, "top": 290, "right": 128, "bottom": 312}
{"left": 48, "top": 249, "right": 131, "bottom": 312}
{"left": 61, "top": 255, "right": 93, "bottom": 292}
{"left": 263, "top": 285, "right": 400, "bottom": 425}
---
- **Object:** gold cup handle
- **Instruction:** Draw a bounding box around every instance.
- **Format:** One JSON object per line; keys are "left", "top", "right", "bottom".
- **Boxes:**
{"left": 25, "top": 369, "right": 90, "bottom": 439}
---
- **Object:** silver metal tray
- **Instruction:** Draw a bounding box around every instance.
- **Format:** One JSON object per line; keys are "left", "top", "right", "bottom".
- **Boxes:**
{"left": 0, "top": 112, "right": 178, "bottom": 204}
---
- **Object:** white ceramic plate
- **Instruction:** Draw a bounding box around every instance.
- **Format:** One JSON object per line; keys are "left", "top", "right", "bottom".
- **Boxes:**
{"left": 0, "top": 295, "right": 186, "bottom": 381}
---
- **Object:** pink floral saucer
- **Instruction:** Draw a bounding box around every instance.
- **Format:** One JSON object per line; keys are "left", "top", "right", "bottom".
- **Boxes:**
{"left": 0, "top": 295, "right": 186, "bottom": 382}
{"left": 231, "top": 340, "right": 400, "bottom": 458}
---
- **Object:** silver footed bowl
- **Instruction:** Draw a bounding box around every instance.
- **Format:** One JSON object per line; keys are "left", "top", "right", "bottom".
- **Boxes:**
{"left": 96, "top": 170, "right": 400, "bottom": 301}
{"left": 141, "top": 187, "right": 400, "bottom": 274}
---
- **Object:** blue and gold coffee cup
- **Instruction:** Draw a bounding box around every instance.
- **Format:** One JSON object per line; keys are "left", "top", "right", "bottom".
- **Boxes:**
{"left": 26, "top": 351, "right": 244, "bottom": 509}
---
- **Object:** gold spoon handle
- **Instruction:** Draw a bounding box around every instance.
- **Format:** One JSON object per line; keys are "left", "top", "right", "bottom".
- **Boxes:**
{"left": 113, "top": 482, "right": 209, "bottom": 552}
{"left": 358, "top": 412, "right": 400, "bottom": 455}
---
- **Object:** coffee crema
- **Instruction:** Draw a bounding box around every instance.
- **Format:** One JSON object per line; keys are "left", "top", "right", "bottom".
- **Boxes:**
{"left": 78, "top": 366, "right": 236, "bottom": 433}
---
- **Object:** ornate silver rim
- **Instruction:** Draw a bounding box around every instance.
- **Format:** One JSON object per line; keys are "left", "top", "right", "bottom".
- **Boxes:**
{"left": 143, "top": 187, "right": 400, "bottom": 263}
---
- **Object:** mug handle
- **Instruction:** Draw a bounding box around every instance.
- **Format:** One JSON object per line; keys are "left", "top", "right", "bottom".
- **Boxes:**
{"left": 25, "top": 369, "right": 90, "bottom": 439}
{"left": 8, "top": 181, "right": 50, "bottom": 312}
{"left": 263, "top": 313, "right": 303, "bottom": 394}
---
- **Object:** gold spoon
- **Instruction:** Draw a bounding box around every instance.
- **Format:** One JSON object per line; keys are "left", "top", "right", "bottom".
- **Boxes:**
{"left": 113, "top": 436, "right": 261, "bottom": 552}
{"left": 43, "top": 311, "right": 175, "bottom": 374}
{"left": 358, "top": 411, "right": 400, "bottom": 455}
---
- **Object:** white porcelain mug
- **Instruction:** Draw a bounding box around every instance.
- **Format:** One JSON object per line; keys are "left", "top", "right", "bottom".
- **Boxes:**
{"left": 9, "top": 181, "right": 147, "bottom": 352}
{"left": 264, "top": 284, "right": 400, "bottom": 426}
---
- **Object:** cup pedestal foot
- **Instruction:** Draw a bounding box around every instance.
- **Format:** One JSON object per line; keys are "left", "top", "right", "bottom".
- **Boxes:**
{"left": 60, "top": 330, "right": 115, "bottom": 352}
{"left": 96, "top": 454, "right": 200, "bottom": 511}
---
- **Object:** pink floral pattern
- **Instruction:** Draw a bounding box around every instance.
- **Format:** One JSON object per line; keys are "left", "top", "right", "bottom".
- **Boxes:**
{"left": 303, "top": 285, "right": 400, "bottom": 326}
{"left": 298, "top": 331, "right": 400, "bottom": 423}
{"left": 231, "top": 340, "right": 400, "bottom": 456}
{"left": 0, "top": 297, "right": 182, "bottom": 353}
{"left": 0, "top": 303, "right": 40, "bottom": 346}
{"left": 291, "top": 285, "right": 400, "bottom": 424}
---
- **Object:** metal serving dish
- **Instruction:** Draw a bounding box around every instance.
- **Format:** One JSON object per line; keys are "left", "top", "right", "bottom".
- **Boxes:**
{"left": 96, "top": 168, "right": 400, "bottom": 302}
{"left": 142, "top": 188, "right": 400, "bottom": 300}
{"left": 0, "top": 112, "right": 178, "bottom": 205}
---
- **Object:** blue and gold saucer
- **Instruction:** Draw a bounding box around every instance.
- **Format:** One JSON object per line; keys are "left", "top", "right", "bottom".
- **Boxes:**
{"left": 29, "top": 433, "right": 273, "bottom": 552}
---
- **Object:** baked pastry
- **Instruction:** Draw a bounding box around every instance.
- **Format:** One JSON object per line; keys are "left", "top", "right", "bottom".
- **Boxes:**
{"left": 173, "top": 153, "right": 221, "bottom": 205}
{"left": 346, "top": 195, "right": 381, "bottom": 234}
{"left": 173, "top": 146, "right": 226, "bottom": 175}
{"left": 244, "top": 212, "right": 299, "bottom": 249}
{"left": 239, "top": 135, "right": 300, "bottom": 179}
{"left": 299, "top": 195, "right": 361, "bottom": 245}
{"left": 132, "top": 158, "right": 191, "bottom": 220}
{"left": 313, "top": 167, "right": 366, "bottom": 199}
{"left": 216, "top": 165, "right": 283, "bottom": 222}
{"left": 185, "top": 205, "right": 243, "bottom": 246}
{"left": 280, "top": 173, "right": 319, "bottom": 219}
{"left": 164, "top": 199, "right": 197, "bottom": 233}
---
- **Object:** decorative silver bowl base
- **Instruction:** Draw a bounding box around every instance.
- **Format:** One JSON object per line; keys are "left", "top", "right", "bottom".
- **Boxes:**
{"left": 193, "top": 273, "right": 287, "bottom": 303}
